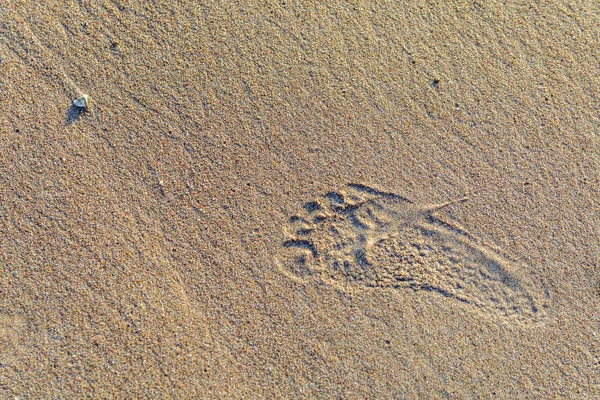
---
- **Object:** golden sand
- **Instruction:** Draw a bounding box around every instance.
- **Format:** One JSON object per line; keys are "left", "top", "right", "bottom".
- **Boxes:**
{"left": 1, "top": 1, "right": 598, "bottom": 398}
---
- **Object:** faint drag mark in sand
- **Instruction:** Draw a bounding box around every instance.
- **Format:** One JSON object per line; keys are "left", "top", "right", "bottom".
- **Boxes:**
{"left": 0, "top": 8, "right": 88, "bottom": 124}
{"left": 276, "top": 183, "right": 550, "bottom": 325}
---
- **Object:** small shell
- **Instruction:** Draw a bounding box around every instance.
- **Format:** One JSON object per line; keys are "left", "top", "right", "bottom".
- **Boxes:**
{"left": 73, "top": 94, "right": 91, "bottom": 110}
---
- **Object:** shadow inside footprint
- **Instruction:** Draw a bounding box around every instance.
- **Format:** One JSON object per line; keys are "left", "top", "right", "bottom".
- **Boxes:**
{"left": 303, "top": 201, "right": 322, "bottom": 212}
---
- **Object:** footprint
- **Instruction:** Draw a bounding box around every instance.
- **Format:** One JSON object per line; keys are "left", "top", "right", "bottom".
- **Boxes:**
{"left": 277, "top": 183, "right": 550, "bottom": 325}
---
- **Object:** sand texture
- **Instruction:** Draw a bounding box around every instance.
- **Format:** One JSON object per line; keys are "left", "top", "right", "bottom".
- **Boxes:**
{"left": 1, "top": 1, "right": 599, "bottom": 398}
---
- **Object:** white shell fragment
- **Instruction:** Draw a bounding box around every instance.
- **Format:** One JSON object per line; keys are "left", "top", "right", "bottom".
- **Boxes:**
{"left": 73, "top": 94, "right": 90, "bottom": 110}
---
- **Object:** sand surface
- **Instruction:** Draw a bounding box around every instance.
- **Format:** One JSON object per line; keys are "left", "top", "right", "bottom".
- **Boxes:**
{"left": 1, "top": 1, "right": 599, "bottom": 398}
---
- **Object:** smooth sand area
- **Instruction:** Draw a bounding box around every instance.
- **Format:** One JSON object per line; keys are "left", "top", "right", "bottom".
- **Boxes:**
{"left": 1, "top": 1, "right": 598, "bottom": 398}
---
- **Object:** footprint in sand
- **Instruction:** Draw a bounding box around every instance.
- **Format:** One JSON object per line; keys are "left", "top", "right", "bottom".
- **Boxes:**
{"left": 277, "top": 183, "right": 550, "bottom": 325}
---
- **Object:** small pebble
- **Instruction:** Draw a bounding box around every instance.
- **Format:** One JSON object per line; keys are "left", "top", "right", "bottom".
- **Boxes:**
{"left": 73, "top": 94, "right": 91, "bottom": 110}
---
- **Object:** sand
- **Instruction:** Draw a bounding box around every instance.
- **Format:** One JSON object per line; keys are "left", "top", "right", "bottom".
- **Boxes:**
{"left": 1, "top": 1, "right": 598, "bottom": 398}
